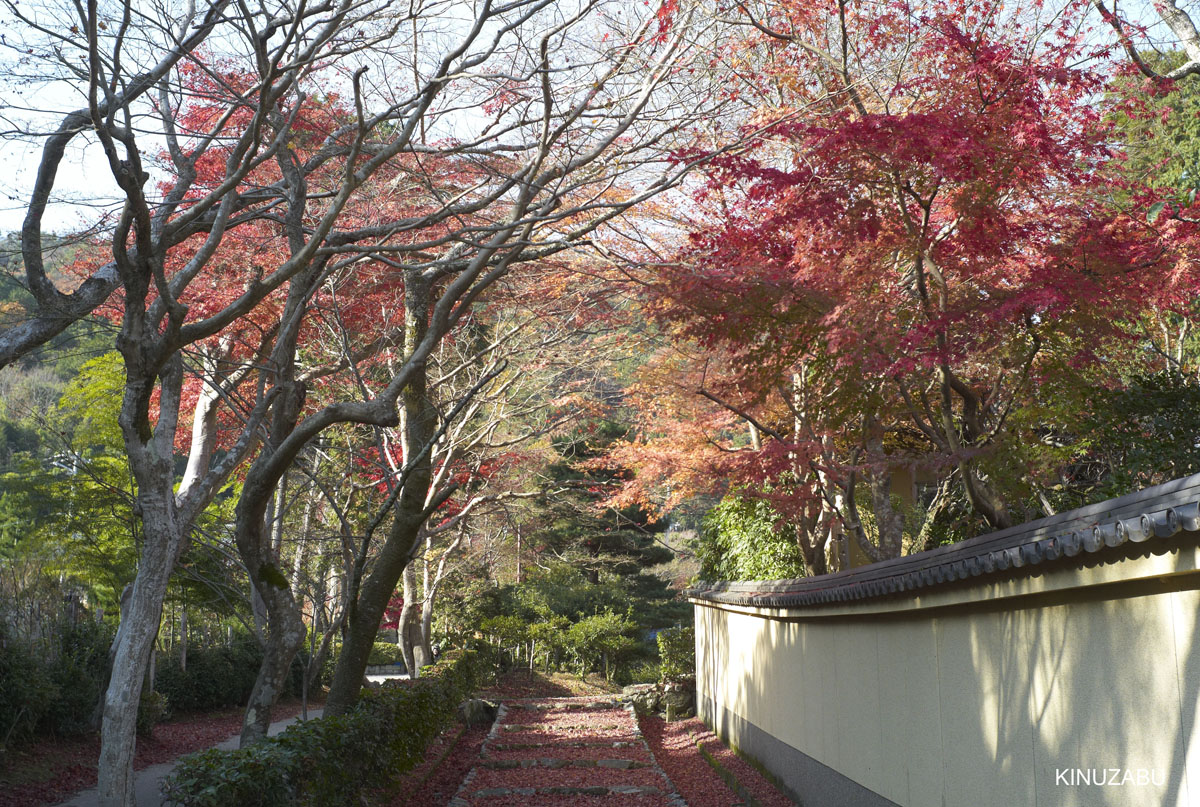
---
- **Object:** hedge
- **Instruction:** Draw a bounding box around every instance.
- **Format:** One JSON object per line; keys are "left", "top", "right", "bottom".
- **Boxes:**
{"left": 155, "top": 642, "right": 305, "bottom": 714}
{"left": 366, "top": 641, "right": 406, "bottom": 667}
{"left": 162, "top": 648, "right": 481, "bottom": 807}
{"left": 0, "top": 620, "right": 112, "bottom": 747}
{"left": 657, "top": 624, "right": 695, "bottom": 685}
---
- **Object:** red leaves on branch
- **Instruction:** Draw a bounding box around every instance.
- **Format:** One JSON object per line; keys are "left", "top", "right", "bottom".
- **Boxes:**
{"left": 611, "top": 1, "right": 1197, "bottom": 535}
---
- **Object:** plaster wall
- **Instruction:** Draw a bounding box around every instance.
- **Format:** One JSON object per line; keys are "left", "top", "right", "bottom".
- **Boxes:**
{"left": 694, "top": 548, "right": 1200, "bottom": 807}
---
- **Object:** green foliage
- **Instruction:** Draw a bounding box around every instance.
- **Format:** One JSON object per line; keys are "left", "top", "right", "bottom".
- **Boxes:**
{"left": 155, "top": 642, "right": 259, "bottom": 714}
{"left": 513, "top": 564, "right": 628, "bottom": 622}
{"left": 656, "top": 624, "right": 695, "bottom": 685}
{"left": 0, "top": 619, "right": 114, "bottom": 750}
{"left": 696, "top": 495, "right": 804, "bottom": 581}
{"left": 163, "top": 649, "right": 482, "bottom": 807}
{"left": 562, "top": 610, "right": 640, "bottom": 682}
{"left": 0, "top": 626, "right": 55, "bottom": 749}
{"left": 534, "top": 420, "right": 673, "bottom": 585}
{"left": 480, "top": 615, "right": 528, "bottom": 647}
{"left": 625, "top": 659, "right": 661, "bottom": 685}
{"left": 155, "top": 641, "right": 305, "bottom": 714}
{"left": 55, "top": 351, "right": 125, "bottom": 452}
{"left": 42, "top": 619, "right": 113, "bottom": 735}
{"left": 1109, "top": 51, "right": 1200, "bottom": 203}
{"left": 366, "top": 641, "right": 405, "bottom": 667}
{"left": 137, "top": 690, "right": 168, "bottom": 737}
{"left": 0, "top": 351, "right": 141, "bottom": 622}
{"left": 1073, "top": 372, "right": 1200, "bottom": 500}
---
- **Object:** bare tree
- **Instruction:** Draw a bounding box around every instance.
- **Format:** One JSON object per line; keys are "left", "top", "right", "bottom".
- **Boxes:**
{"left": 0, "top": 0, "right": 724, "bottom": 801}
{"left": 1092, "top": 0, "right": 1200, "bottom": 81}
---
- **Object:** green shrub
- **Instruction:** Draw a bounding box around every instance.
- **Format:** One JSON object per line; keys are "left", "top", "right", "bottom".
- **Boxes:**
{"left": 163, "top": 649, "right": 481, "bottom": 807}
{"left": 137, "top": 690, "right": 168, "bottom": 737}
{"left": 479, "top": 615, "right": 528, "bottom": 671}
{"left": 564, "top": 611, "right": 640, "bottom": 681}
{"left": 43, "top": 620, "right": 113, "bottom": 735}
{"left": 156, "top": 644, "right": 253, "bottom": 713}
{"left": 657, "top": 624, "right": 695, "bottom": 685}
{"left": 624, "top": 659, "right": 660, "bottom": 686}
{"left": 155, "top": 641, "right": 305, "bottom": 714}
{"left": 696, "top": 495, "right": 804, "bottom": 581}
{"left": 0, "top": 628, "right": 54, "bottom": 749}
{"left": 1, "top": 620, "right": 115, "bottom": 747}
{"left": 366, "top": 641, "right": 404, "bottom": 666}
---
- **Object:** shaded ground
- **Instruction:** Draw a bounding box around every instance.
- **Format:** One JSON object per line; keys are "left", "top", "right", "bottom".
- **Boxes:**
{"left": 385, "top": 723, "right": 491, "bottom": 807}
{"left": 642, "top": 714, "right": 796, "bottom": 807}
{"left": 0, "top": 697, "right": 320, "bottom": 807}
{"left": 475, "top": 669, "right": 624, "bottom": 700}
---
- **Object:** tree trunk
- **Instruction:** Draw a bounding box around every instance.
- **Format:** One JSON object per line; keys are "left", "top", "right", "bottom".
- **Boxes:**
{"left": 325, "top": 271, "right": 437, "bottom": 716}
{"left": 179, "top": 606, "right": 187, "bottom": 674}
{"left": 98, "top": 503, "right": 185, "bottom": 807}
{"left": 397, "top": 565, "right": 418, "bottom": 675}
{"left": 415, "top": 594, "right": 434, "bottom": 671}
{"left": 237, "top": 468, "right": 308, "bottom": 745}
{"left": 865, "top": 417, "right": 904, "bottom": 559}
{"left": 324, "top": 506, "right": 426, "bottom": 713}
{"left": 959, "top": 461, "right": 1013, "bottom": 529}
{"left": 918, "top": 475, "right": 955, "bottom": 551}
{"left": 240, "top": 590, "right": 305, "bottom": 745}
{"left": 229, "top": 254, "right": 317, "bottom": 745}
{"left": 515, "top": 525, "right": 522, "bottom": 584}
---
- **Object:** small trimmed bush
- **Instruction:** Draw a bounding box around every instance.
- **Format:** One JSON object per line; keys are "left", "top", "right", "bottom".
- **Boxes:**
{"left": 563, "top": 610, "right": 640, "bottom": 682}
{"left": 366, "top": 641, "right": 405, "bottom": 666}
{"left": 657, "top": 624, "right": 695, "bottom": 685}
{"left": 163, "top": 649, "right": 481, "bottom": 807}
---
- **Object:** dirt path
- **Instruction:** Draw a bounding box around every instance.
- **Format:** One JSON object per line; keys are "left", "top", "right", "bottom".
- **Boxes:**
{"left": 53, "top": 709, "right": 324, "bottom": 807}
{"left": 449, "top": 697, "right": 685, "bottom": 807}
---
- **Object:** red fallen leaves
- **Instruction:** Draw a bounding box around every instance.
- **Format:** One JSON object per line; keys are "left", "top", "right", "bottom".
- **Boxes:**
{"left": 640, "top": 714, "right": 796, "bottom": 807}
{"left": 486, "top": 744, "right": 653, "bottom": 762}
{"left": 0, "top": 701, "right": 308, "bottom": 807}
{"left": 469, "top": 765, "right": 667, "bottom": 792}
{"left": 377, "top": 669, "right": 785, "bottom": 807}
{"left": 383, "top": 682, "right": 794, "bottom": 807}
{"left": 385, "top": 723, "right": 490, "bottom": 807}
{"left": 509, "top": 707, "right": 630, "bottom": 721}
{"left": 462, "top": 698, "right": 672, "bottom": 806}
{"left": 502, "top": 709, "right": 634, "bottom": 734}
{"left": 500, "top": 729, "right": 640, "bottom": 745}
{"left": 465, "top": 795, "right": 673, "bottom": 807}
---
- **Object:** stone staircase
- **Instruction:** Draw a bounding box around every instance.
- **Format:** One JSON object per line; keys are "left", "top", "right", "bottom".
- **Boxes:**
{"left": 449, "top": 696, "right": 686, "bottom": 807}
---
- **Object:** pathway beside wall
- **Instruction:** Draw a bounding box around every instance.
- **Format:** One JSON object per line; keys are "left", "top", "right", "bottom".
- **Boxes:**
{"left": 449, "top": 697, "right": 684, "bottom": 807}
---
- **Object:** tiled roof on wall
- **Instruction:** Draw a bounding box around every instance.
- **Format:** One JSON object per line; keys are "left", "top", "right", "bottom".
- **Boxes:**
{"left": 687, "top": 474, "right": 1200, "bottom": 609}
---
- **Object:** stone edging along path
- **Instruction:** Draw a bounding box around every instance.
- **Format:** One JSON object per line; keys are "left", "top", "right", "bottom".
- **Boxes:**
{"left": 449, "top": 696, "right": 687, "bottom": 807}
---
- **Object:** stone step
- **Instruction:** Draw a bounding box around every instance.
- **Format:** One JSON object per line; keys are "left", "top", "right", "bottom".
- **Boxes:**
{"left": 502, "top": 699, "right": 621, "bottom": 711}
{"left": 469, "top": 784, "right": 665, "bottom": 798}
{"left": 490, "top": 740, "right": 643, "bottom": 749}
{"left": 448, "top": 697, "right": 688, "bottom": 807}
{"left": 480, "top": 758, "right": 651, "bottom": 769}
{"left": 499, "top": 722, "right": 626, "bottom": 731}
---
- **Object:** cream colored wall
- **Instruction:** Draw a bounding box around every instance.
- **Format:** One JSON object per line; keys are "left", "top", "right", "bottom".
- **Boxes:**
{"left": 695, "top": 554, "right": 1200, "bottom": 807}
